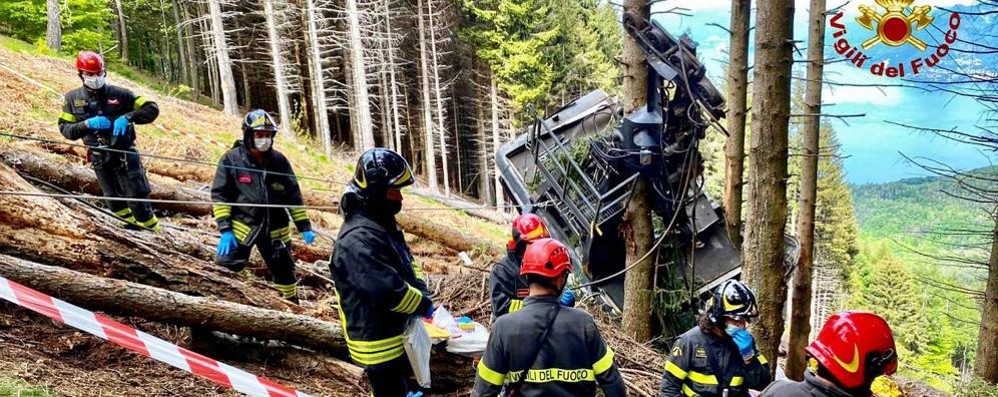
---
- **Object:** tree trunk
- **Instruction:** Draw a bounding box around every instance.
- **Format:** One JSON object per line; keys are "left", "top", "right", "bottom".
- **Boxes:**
{"left": 114, "top": 0, "right": 129, "bottom": 63}
{"left": 306, "top": 0, "right": 332, "bottom": 156}
{"left": 489, "top": 74, "right": 502, "bottom": 207}
{"left": 976, "top": 211, "right": 998, "bottom": 383}
{"left": 345, "top": 0, "right": 374, "bottom": 150}
{"left": 264, "top": 0, "right": 295, "bottom": 140}
{"left": 744, "top": 0, "right": 795, "bottom": 376}
{"left": 417, "top": 0, "right": 438, "bottom": 191}
{"left": 427, "top": 0, "right": 449, "bottom": 196}
{"left": 46, "top": 0, "right": 61, "bottom": 52}
{"left": 723, "top": 0, "right": 749, "bottom": 250}
{"left": 383, "top": 0, "right": 404, "bottom": 155}
{"left": 207, "top": 0, "right": 239, "bottom": 115}
{"left": 478, "top": 87, "right": 493, "bottom": 206}
{"left": 786, "top": 0, "right": 826, "bottom": 381}
{"left": 0, "top": 255, "right": 347, "bottom": 356}
{"left": 620, "top": 0, "right": 654, "bottom": 342}
{"left": 171, "top": 0, "right": 190, "bottom": 87}
{"left": 181, "top": 2, "right": 200, "bottom": 99}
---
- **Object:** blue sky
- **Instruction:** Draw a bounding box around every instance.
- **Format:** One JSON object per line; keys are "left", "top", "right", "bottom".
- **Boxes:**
{"left": 649, "top": 0, "right": 996, "bottom": 184}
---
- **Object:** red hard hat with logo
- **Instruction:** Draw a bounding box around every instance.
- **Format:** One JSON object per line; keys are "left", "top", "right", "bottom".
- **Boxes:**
{"left": 520, "top": 238, "right": 572, "bottom": 278}
{"left": 806, "top": 311, "right": 898, "bottom": 389}
{"left": 507, "top": 213, "right": 550, "bottom": 250}
{"left": 75, "top": 51, "right": 105, "bottom": 75}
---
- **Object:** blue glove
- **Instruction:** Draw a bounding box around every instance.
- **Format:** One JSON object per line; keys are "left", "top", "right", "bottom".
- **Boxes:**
{"left": 407, "top": 392, "right": 424, "bottom": 397}
{"left": 730, "top": 328, "right": 755, "bottom": 358}
{"left": 302, "top": 230, "right": 316, "bottom": 245}
{"left": 85, "top": 116, "right": 110, "bottom": 130}
{"left": 217, "top": 231, "right": 238, "bottom": 256}
{"left": 112, "top": 116, "right": 130, "bottom": 137}
{"left": 424, "top": 305, "right": 436, "bottom": 319}
{"left": 559, "top": 289, "right": 576, "bottom": 307}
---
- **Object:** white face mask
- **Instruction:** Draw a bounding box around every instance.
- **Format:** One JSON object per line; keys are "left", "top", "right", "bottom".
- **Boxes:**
{"left": 83, "top": 75, "right": 105, "bottom": 90}
{"left": 254, "top": 137, "right": 273, "bottom": 152}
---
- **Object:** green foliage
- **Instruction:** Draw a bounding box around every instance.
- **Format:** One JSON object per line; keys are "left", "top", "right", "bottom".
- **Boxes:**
{"left": 459, "top": 0, "right": 621, "bottom": 119}
{"left": 0, "top": 0, "right": 113, "bottom": 55}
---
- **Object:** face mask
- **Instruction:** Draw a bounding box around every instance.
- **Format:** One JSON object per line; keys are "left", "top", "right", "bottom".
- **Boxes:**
{"left": 254, "top": 137, "right": 273, "bottom": 151}
{"left": 83, "top": 75, "right": 105, "bottom": 90}
{"left": 725, "top": 324, "right": 742, "bottom": 336}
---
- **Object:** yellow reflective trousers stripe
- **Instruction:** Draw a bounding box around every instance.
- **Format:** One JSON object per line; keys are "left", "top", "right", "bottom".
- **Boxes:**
{"left": 477, "top": 360, "right": 506, "bottom": 386}
{"left": 333, "top": 289, "right": 405, "bottom": 366}
{"left": 274, "top": 283, "right": 297, "bottom": 298}
{"left": 593, "top": 347, "right": 615, "bottom": 375}
{"left": 269, "top": 226, "right": 292, "bottom": 243}
{"left": 390, "top": 284, "right": 423, "bottom": 314}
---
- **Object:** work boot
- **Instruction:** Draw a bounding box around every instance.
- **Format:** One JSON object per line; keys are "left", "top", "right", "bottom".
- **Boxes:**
{"left": 286, "top": 295, "right": 300, "bottom": 305}
{"left": 237, "top": 268, "right": 255, "bottom": 281}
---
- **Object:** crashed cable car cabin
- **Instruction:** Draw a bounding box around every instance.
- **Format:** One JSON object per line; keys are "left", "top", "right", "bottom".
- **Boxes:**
{"left": 495, "top": 16, "right": 799, "bottom": 335}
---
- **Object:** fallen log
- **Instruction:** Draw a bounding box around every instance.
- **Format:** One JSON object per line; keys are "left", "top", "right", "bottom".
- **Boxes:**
{"left": 0, "top": 255, "right": 346, "bottom": 356}
{"left": 1, "top": 148, "right": 210, "bottom": 215}
{"left": 33, "top": 143, "right": 505, "bottom": 257}
{"left": 0, "top": 254, "right": 477, "bottom": 391}
{"left": 0, "top": 161, "right": 295, "bottom": 310}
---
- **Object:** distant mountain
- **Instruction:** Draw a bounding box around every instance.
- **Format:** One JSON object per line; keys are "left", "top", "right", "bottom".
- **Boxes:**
{"left": 851, "top": 167, "right": 997, "bottom": 244}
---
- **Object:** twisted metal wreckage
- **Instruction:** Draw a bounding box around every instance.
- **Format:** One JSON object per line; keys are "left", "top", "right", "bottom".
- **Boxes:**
{"left": 497, "top": 14, "right": 800, "bottom": 334}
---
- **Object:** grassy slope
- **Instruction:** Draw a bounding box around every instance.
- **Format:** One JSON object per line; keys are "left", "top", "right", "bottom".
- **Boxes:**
{"left": 0, "top": 36, "right": 507, "bottom": 244}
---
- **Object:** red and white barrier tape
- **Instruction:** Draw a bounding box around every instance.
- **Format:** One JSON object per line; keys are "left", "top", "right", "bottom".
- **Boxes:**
{"left": 0, "top": 276, "right": 312, "bottom": 397}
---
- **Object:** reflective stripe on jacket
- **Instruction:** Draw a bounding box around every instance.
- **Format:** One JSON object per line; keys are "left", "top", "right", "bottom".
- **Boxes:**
{"left": 210, "top": 142, "right": 310, "bottom": 245}
{"left": 660, "top": 326, "right": 772, "bottom": 397}
{"left": 58, "top": 85, "right": 158, "bottom": 149}
{"left": 330, "top": 211, "right": 431, "bottom": 367}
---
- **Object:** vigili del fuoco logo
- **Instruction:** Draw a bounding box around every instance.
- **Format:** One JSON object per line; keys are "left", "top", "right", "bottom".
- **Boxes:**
{"left": 829, "top": 0, "right": 961, "bottom": 78}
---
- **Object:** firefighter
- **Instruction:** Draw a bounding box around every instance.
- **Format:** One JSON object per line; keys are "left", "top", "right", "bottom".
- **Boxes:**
{"left": 58, "top": 51, "right": 161, "bottom": 231}
{"left": 473, "top": 237, "right": 627, "bottom": 397}
{"left": 489, "top": 213, "right": 576, "bottom": 318}
{"left": 329, "top": 148, "right": 434, "bottom": 397}
{"left": 760, "top": 312, "right": 898, "bottom": 397}
{"left": 660, "top": 280, "right": 772, "bottom": 397}
{"left": 211, "top": 109, "right": 314, "bottom": 303}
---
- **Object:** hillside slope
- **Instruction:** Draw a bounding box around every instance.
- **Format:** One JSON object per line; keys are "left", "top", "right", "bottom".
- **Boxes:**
{"left": 0, "top": 43, "right": 509, "bottom": 396}
{"left": 852, "top": 169, "right": 997, "bottom": 246}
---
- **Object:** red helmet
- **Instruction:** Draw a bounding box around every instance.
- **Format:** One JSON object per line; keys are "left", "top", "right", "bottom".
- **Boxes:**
{"left": 520, "top": 238, "right": 572, "bottom": 278}
{"left": 507, "top": 213, "right": 550, "bottom": 250}
{"left": 76, "top": 51, "right": 105, "bottom": 75}
{"left": 806, "top": 311, "right": 898, "bottom": 389}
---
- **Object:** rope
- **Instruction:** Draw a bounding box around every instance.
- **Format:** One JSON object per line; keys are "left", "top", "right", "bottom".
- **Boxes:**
{"left": 0, "top": 132, "right": 539, "bottom": 212}
{"left": 0, "top": 190, "right": 546, "bottom": 213}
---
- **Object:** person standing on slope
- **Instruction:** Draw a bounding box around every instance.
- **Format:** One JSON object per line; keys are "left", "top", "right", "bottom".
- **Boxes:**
{"left": 211, "top": 109, "right": 314, "bottom": 303}
{"left": 58, "top": 51, "right": 161, "bottom": 231}
{"left": 330, "top": 148, "right": 435, "bottom": 397}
